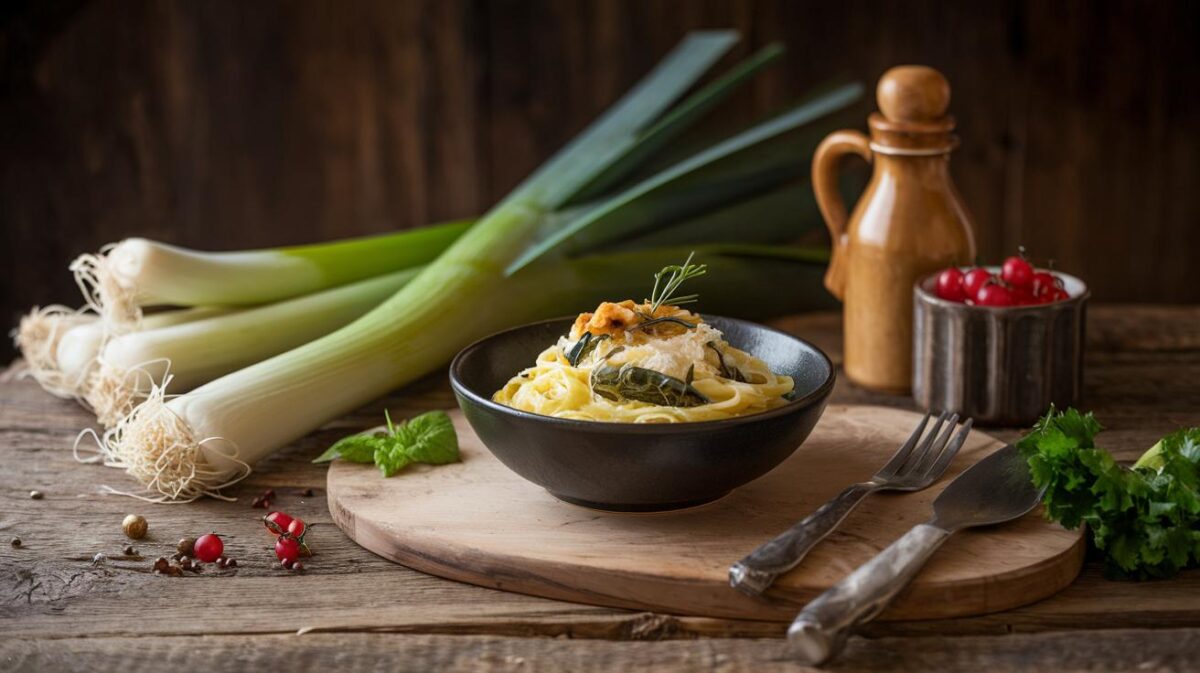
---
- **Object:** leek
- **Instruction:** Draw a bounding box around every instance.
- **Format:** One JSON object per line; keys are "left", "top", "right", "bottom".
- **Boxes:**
{"left": 56, "top": 307, "right": 231, "bottom": 399}
{"left": 71, "top": 219, "right": 470, "bottom": 327}
{"left": 14, "top": 305, "right": 223, "bottom": 399}
{"left": 84, "top": 268, "right": 421, "bottom": 427}
{"left": 12, "top": 306, "right": 95, "bottom": 397}
{"left": 95, "top": 32, "right": 855, "bottom": 501}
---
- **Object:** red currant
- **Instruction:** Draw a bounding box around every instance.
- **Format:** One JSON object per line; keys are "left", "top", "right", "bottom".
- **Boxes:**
{"left": 264, "top": 511, "right": 293, "bottom": 536}
{"left": 934, "top": 268, "right": 966, "bottom": 302}
{"left": 1049, "top": 288, "right": 1070, "bottom": 303}
{"left": 975, "top": 283, "right": 1015, "bottom": 307}
{"left": 962, "top": 268, "right": 993, "bottom": 299}
{"left": 1031, "top": 271, "right": 1061, "bottom": 300}
{"left": 286, "top": 518, "right": 306, "bottom": 540}
{"left": 194, "top": 533, "right": 224, "bottom": 563}
{"left": 1001, "top": 256, "right": 1034, "bottom": 288}
{"left": 275, "top": 535, "right": 301, "bottom": 565}
{"left": 1011, "top": 283, "right": 1038, "bottom": 306}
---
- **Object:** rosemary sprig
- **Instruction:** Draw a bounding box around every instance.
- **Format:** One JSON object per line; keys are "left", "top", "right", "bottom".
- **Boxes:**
{"left": 646, "top": 252, "right": 707, "bottom": 316}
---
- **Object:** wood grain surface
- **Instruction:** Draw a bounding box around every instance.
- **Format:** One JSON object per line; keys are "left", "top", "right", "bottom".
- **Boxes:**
{"left": 3, "top": 1, "right": 1200, "bottom": 360}
{"left": 1, "top": 306, "right": 1198, "bottom": 672}
{"left": 328, "top": 406, "right": 1083, "bottom": 621}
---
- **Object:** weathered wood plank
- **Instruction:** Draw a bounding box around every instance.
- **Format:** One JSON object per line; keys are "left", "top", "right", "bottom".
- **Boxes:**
{"left": 3, "top": 629, "right": 1200, "bottom": 673}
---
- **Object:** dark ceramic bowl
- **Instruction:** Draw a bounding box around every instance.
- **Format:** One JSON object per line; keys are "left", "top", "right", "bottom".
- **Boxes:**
{"left": 449, "top": 316, "right": 835, "bottom": 511}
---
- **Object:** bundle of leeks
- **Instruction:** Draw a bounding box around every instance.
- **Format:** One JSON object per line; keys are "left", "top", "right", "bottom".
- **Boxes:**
{"left": 11, "top": 32, "right": 860, "bottom": 501}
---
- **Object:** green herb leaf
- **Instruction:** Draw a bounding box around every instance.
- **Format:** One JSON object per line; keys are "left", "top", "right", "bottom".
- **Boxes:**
{"left": 393, "top": 410, "right": 460, "bottom": 466}
{"left": 590, "top": 363, "right": 709, "bottom": 407}
{"left": 312, "top": 434, "right": 382, "bottom": 464}
{"left": 566, "top": 332, "right": 610, "bottom": 367}
{"left": 1018, "top": 407, "right": 1200, "bottom": 579}
{"left": 314, "top": 410, "right": 460, "bottom": 478}
{"left": 647, "top": 251, "right": 707, "bottom": 314}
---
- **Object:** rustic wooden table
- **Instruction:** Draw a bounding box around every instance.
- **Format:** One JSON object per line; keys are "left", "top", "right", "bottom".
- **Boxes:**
{"left": 2, "top": 306, "right": 1198, "bottom": 672}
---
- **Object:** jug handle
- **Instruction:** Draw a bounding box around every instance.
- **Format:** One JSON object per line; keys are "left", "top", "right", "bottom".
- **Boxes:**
{"left": 812, "top": 130, "right": 872, "bottom": 300}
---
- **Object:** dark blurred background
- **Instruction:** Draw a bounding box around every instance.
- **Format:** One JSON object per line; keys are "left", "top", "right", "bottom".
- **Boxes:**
{"left": 3, "top": 0, "right": 1198, "bottom": 359}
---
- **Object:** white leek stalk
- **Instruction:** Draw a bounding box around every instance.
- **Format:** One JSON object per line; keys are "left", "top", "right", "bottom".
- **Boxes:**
{"left": 72, "top": 219, "right": 469, "bottom": 327}
{"left": 85, "top": 268, "right": 420, "bottom": 427}
{"left": 54, "top": 307, "right": 229, "bottom": 400}
{"left": 12, "top": 306, "right": 96, "bottom": 396}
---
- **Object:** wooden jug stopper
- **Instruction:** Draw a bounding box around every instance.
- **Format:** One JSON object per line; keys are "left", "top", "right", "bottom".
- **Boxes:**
{"left": 877, "top": 66, "right": 950, "bottom": 123}
{"left": 869, "top": 65, "right": 955, "bottom": 149}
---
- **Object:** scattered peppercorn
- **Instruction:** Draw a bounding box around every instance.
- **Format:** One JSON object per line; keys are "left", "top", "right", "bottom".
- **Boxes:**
{"left": 224, "top": 558, "right": 237, "bottom": 568}
{"left": 124, "top": 545, "right": 136, "bottom": 556}
{"left": 153, "top": 557, "right": 170, "bottom": 573}
{"left": 177, "top": 537, "right": 196, "bottom": 556}
{"left": 190, "top": 562, "right": 202, "bottom": 573}
{"left": 179, "top": 556, "right": 192, "bottom": 571}
{"left": 301, "top": 488, "right": 315, "bottom": 497}
{"left": 10, "top": 537, "right": 21, "bottom": 548}
{"left": 165, "top": 565, "right": 183, "bottom": 577}
{"left": 29, "top": 490, "right": 43, "bottom": 500}
{"left": 291, "top": 561, "right": 305, "bottom": 572}
{"left": 122, "top": 514, "right": 148, "bottom": 540}
{"left": 251, "top": 488, "right": 276, "bottom": 509}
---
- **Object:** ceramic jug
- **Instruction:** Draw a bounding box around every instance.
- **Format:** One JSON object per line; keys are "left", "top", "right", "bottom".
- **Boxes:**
{"left": 813, "top": 65, "right": 976, "bottom": 392}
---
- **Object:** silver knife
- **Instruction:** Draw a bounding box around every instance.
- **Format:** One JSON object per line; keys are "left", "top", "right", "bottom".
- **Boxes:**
{"left": 787, "top": 444, "right": 1042, "bottom": 665}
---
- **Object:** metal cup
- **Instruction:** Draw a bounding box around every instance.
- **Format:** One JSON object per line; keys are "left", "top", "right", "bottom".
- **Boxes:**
{"left": 912, "top": 268, "right": 1088, "bottom": 426}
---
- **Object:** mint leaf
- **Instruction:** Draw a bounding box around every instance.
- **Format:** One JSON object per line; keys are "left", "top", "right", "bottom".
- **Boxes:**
{"left": 312, "top": 433, "right": 382, "bottom": 464}
{"left": 374, "top": 441, "right": 413, "bottom": 477}
{"left": 314, "top": 410, "right": 460, "bottom": 477}
{"left": 395, "top": 410, "right": 459, "bottom": 465}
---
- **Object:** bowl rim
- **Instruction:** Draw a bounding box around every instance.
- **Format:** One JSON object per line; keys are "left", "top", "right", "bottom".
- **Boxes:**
{"left": 914, "top": 266, "right": 1091, "bottom": 313}
{"left": 448, "top": 315, "right": 836, "bottom": 434}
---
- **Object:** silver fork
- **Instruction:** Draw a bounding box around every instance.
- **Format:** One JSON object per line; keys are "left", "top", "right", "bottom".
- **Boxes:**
{"left": 729, "top": 411, "right": 972, "bottom": 596}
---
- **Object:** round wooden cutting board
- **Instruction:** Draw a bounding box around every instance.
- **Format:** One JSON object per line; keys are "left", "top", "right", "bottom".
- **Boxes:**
{"left": 327, "top": 405, "right": 1084, "bottom": 621}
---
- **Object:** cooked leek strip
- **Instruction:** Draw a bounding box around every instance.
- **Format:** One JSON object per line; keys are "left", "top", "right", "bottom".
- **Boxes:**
{"left": 84, "top": 268, "right": 420, "bottom": 427}
{"left": 71, "top": 219, "right": 470, "bottom": 327}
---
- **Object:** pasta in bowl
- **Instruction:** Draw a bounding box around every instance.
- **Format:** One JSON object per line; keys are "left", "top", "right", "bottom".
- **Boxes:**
{"left": 493, "top": 300, "right": 796, "bottom": 423}
{"left": 450, "top": 254, "right": 835, "bottom": 511}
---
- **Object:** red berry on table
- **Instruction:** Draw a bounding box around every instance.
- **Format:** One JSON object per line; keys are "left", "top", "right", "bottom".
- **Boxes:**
{"left": 264, "top": 511, "right": 293, "bottom": 536}
{"left": 193, "top": 533, "right": 224, "bottom": 563}
{"left": 962, "top": 268, "right": 993, "bottom": 298}
{"left": 934, "top": 268, "right": 966, "bottom": 302}
{"left": 1001, "top": 256, "right": 1034, "bottom": 288}
{"left": 275, "top": 535, "right": 301, "bottom": 565}
{"left": 975, "top": 283, "right": 1015, "bottom": 307}
{"left": 286, "top": 518, "right": 306, "bottom": 540}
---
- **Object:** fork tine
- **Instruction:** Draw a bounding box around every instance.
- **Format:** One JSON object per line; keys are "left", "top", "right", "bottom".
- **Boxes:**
{"left": 911, "top": 413, "right": 960, "bottom": 475}
{"left": 922, "top": 418, "right": 973, "bottom": 483}
{"left": 887, "top": 411, "right": 950, "bottom": 478}
{"left": 875, "top": 412, "right": 932, "bottom": 479}
{"left": 878, "top": 411, "right": 947, "bottom": 480}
